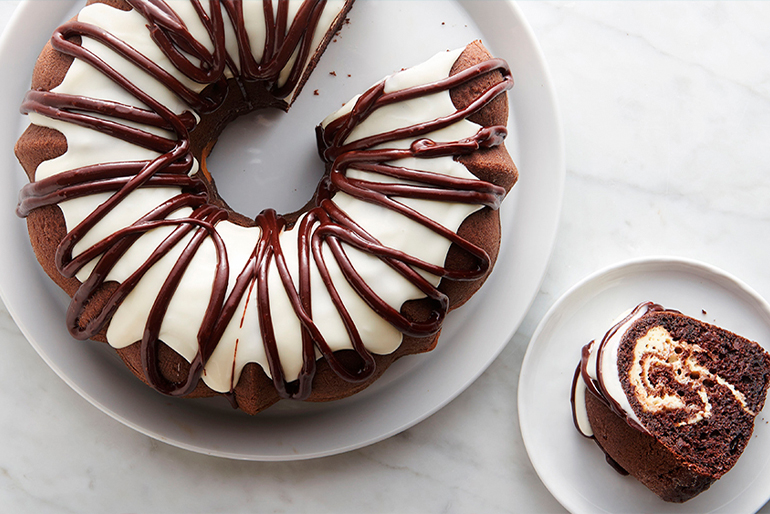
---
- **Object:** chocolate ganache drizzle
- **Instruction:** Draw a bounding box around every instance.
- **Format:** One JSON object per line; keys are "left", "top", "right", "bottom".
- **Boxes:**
{"left": 17, "top": 0, "right": 514, "bottom": 403}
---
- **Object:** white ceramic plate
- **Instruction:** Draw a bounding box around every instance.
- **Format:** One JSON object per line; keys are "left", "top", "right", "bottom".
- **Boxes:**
{"left": 0, "top": 0, "right": 564, "bottom": 460}
{"left": 519, "top": 257, "right": 770, "bottom": 513}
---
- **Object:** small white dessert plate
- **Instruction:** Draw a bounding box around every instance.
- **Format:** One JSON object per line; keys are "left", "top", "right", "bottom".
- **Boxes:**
{"left": 0, "top": 1, "right": 564, "bottom": 459}
{"left": 519, "top": 256, "right": 770, "bottom": 514}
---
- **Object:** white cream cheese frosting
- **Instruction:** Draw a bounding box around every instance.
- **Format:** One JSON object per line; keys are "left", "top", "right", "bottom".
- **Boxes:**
{"left": 572, "top": 304, "right": 652, "bottom": 437}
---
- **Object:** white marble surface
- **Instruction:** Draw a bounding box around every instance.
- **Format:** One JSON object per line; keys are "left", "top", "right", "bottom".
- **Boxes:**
{"left": 1, "top": 1, "right": 770, "bottom": 512}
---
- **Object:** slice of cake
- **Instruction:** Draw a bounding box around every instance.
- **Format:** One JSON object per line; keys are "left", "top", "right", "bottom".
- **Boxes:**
{"left": 572, "top": 301, "right": 770, "bottom": 502}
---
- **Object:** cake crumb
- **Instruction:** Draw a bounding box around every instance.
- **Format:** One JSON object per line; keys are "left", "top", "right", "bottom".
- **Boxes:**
{"left": 702, "top": 309, "right": 707, "bottom": 315}
{"left": 314, "top": 89, "right": 319, "bottom": 96}
{"left": 330, "top": 71, "right": 337, "bottom": 76}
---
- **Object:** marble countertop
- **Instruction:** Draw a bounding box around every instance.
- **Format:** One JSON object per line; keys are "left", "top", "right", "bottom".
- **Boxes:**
{"left": 2, "top": 1, "right": 770, "bottom": 512}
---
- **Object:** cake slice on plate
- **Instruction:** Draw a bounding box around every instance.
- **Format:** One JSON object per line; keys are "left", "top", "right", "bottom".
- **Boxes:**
{"left": 572, "top": 301, "right": 770, "bottom": 502}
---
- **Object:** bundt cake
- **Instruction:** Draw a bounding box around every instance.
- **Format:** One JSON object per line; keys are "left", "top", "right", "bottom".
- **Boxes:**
{"left": 15, "top": 0, "right": 518, "bottom": 414}
{"left": 572, "top": 301, "right": 770, "bottom": 502}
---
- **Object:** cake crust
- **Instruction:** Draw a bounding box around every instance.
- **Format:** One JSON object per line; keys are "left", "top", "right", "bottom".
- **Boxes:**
{"left": 585, "top": 391, "right": 715, "bottom": 503}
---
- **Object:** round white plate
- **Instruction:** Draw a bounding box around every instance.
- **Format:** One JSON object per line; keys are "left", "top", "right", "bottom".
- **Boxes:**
{"left": 0, "top": 0, "right": 564, "bottom": 460}
{"left": 519, "top": 257, "right": 770, "bottom": 513}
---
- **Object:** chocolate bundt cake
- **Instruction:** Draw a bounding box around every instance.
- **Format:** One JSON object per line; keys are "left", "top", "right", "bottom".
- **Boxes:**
{"left": 14, "top": 0, "right": 518, "bottom": 414}
{"left": 572, "top": 302, "right": 770, "bottom": 502}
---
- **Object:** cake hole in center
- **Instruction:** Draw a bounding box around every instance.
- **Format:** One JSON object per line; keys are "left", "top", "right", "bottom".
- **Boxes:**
{"left": 205, "top": 109, "right": 326, "bottom": 218}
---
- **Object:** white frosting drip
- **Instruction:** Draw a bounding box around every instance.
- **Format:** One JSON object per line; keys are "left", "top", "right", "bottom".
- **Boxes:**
{"left": 572, "top": 357, "right": 593, "bottom": 437}
{"left": 573, "top": 307, "right": 648, "bottom": 437}
{"left": 597, "top": 309, "right": 647, "bottom": 427}
{"left": 24, "top": 2, "right": 492, "bottom": 393}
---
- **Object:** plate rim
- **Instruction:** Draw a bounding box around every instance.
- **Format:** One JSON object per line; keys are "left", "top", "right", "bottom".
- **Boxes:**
{"left": 0, "top": 0, "right": 565, "bottom": 460}
{"left": 518, "top": 255, "right": 770, "bottom": 513}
